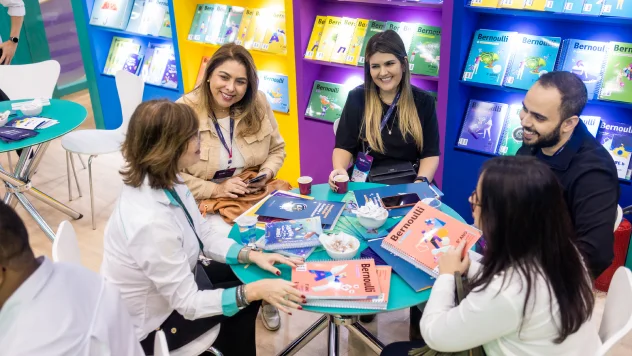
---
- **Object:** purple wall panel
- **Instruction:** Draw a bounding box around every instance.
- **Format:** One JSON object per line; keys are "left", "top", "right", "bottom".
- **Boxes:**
{"left": 294, "top": 0, "right": 449, "bottom": 185}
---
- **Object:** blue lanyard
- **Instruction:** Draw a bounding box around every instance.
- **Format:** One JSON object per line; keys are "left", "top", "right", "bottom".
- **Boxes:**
{"left": 379, "top": 91, "right": 401, "bottom": 132}
{"left": 211, "top": 117, "right": 234, "bottom": 165}
{"left": 164, "top": 188, "right": 204, "bottom": 252}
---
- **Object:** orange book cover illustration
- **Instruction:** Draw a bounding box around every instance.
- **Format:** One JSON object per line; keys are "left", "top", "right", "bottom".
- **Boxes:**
{"left": 292, "top": 259, "right": 381, "bottom": 300}
{"left": 381, "top": 202, "right": 481, "bottom": 277}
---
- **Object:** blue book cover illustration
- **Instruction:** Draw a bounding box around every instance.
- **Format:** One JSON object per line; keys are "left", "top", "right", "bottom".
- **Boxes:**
{"left": 503, "top": 35, "right": 561, "bottom": 90}
{"left": 258, "top": 71, "right": 290, "bottom": 113}
{"left": 597, "top": 119, "right": 632, "bottom": 180}
{"left": 258, "top": 217, "right": 323, "bottom": 250}
{"left": 122, "top": 53, "right": 142, "bottom": 75}
{"left": 367, "top": 239, "right": 434, "bottom": 292}
{"left": 353, "top": 182, "right": 443, "bottom": 218}
{"left": 126, "top": 0, "right": 145, "bottom": 33}
{"left": 256, "top": 197, "right": 345, "bottom": 227}
{"left": 601, "top": 0, "right": 632, "bottom": 17}
{"left": 556, "top": 39, "right": 608, "bottom": 99}
{"left": 563, "top": 0, "right": 584, "bottom": 13}
{"left": 581, "top": 0, "right": 605, "bottom": 14}
{"left": 89, "top": 0, "right": 134, "bottom": 30}
{"left": 545, "top": 0, "right": 567, "bottom": 11}
{"left": 457, "top": 100, "right": 509, "bottom": 155}
{"left": 160, "top": 53, "right": 178, "bottom": 89}
{"left": 462, "top": 29, "right": 516, "bottom": 86}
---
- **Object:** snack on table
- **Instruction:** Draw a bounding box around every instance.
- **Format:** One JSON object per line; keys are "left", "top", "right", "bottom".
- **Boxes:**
{"left": 353, "top": 200, "right": 388, "bottom": 220}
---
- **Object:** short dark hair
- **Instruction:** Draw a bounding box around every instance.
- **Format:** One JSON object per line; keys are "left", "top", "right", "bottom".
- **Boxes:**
{"left": 0, "top": 202, "right": 33, "bottom": 267}
{"left": 120, "top": 100, "right": 199, "bottom": 190}
{"left": 537, "top": 71, "right": 588, "bottom": 120}
{"left": 472, "top": 156, "right": 594, "bottom": 343}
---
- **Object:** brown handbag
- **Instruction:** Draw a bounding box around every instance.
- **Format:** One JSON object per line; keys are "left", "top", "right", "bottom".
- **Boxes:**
{"left": 198, "top": 168, "right": 292, "bottom": 224}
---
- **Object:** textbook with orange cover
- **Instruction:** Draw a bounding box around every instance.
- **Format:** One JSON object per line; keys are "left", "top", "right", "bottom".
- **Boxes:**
{"left": 381, "top": 202, "right": 482, "bottom": 278}
{"left": 306, "top": 266, "right": 392, "bottom": 310}
{"left": 292, "top": 259, "right": 382, "bottom": 300}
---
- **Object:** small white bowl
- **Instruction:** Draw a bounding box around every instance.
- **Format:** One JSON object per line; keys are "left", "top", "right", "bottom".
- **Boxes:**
{"left": 319, "top": 233, "right": 360, "bottom": 260}
{"left": 21, "top": 103, "right": 43, "bottom": 116}
{"left": 356, "top": 210, "right": 388, "bottom": 230}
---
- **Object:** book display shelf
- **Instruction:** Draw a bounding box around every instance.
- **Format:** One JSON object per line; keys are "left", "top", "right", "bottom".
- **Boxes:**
{"left": 171, "top": 0, "right": 300, "bottom": 183}
{"left": 294, "top": 0, "right": 453, "bottom": 185}
{"left": 441, "top": 0, "right": 632, "bottom": 222}
{"left": 72, "top": 0, "right": 184, "bottom": 130}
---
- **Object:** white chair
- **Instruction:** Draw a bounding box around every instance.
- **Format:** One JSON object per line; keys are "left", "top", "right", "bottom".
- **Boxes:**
{"left": 52, "top": 220, "right": 81, "bottom": 264}
{"left": 597, "top": 267, "right": 632, "bottom": 356}
{"left": 333, "top": 118, "right": 340, "bottom": 135}
{"left": 615, "top": 204, "right": 623, "bottom": 232}
{"left": 154, "top": 330, "right": 169, "bottom": 356}
{"left": 0, "top": 60, "right": 61, "bottom": 171}
{"left": 61, "top": 70, "right": 144, "bottom": 229}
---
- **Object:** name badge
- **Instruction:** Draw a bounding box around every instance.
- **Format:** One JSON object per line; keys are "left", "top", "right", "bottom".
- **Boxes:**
{"left": 351, "top": 152, "right": 374, "bottom": 183}
{"left": 212, "top": 168, "right": 236, "bottom": 180}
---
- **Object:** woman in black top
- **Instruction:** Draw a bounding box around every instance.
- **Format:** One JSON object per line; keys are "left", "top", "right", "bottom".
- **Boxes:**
{"left": 328, "top": 29, "right": 440, "bottom": 190}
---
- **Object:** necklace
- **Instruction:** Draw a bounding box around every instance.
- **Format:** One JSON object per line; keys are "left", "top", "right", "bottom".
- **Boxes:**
{"left": 387, "top": 117, "right": 396, "bottom": 135}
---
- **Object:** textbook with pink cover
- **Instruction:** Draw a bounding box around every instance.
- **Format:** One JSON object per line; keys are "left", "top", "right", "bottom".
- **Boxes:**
{"left": 292, "top": 259, "right": 381, "bottom": 300}
{"left": 381, "top": 202, "right": 482, "bottom": 278}
{"left": 306, "top": 266, "right": 392, "bottom": 310}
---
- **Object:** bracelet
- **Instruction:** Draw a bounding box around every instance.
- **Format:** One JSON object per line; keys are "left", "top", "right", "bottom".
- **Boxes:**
{"left": 236, "top": 285, "right": 250, "bottom": 308}
{"left": 238, "top": 247, "right": 252, "bottom": 264}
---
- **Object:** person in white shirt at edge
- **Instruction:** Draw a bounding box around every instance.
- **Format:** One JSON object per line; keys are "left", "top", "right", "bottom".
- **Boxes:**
{"left": 0, "top": 202, "right": 144, "bottom": 356}
{"left": 380, "top": 156, "right": 601, "bottom": 356}
{"left": 101, "top": 99, "right": 305, "bottom": 356}
{"left": 0, "top": 0, "right": 24, "bottom": 64}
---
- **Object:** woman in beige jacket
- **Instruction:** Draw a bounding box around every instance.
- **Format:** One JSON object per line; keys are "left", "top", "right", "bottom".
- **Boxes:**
{"left": 177, "top": 43, "right": 287, "bottom": 331}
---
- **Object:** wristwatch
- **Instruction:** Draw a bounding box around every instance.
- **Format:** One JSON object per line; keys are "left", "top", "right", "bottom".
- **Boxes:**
{"left": 8, "top": 37, "right": 18, "bottom": 44}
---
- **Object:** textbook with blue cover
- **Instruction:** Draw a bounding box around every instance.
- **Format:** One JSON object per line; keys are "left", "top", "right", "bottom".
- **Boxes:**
{"left": 545, "top": 0, "right": 566, "bottom": 12}
{"left": 462, "top": 29, "right": 516, "bottom": 86}
{"left": 503, "top": 34, "right": 561, "bottom": 91}
{"left": 563, "top": 0, "right": 584, "bottom": 13}
{"left": 597, "top": 119, "right": 632, "bottom": 180}
{"left": 600, "top": 0, "right": 632, "bottom": 18}
{"left": 256, "top": 196, "right": 345, "bottom": 227}
{"left": 257, "top": 217, "right": 323, "bottom": 250}
{"left": 581, "top": 0, "right": 604, "bottom": 15}
{"left": 555, "top": 39, "right": 609, "bottom": 100}
{"left": 457, "top": 100, "right": 509, "bottom": 155}
{"left": 258, "top": 71, "right": 290, "bottom": 113}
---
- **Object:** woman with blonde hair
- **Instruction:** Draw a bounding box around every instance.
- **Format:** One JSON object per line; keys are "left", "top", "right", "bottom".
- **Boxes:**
{"left": 101, "top": 100, "right": 304, "bottom": 356}
{"left": 177, "top": 43, "right": 288, "bottom": 331}
{"left": 329, "top": 29, "right": 440, "bottom": 332}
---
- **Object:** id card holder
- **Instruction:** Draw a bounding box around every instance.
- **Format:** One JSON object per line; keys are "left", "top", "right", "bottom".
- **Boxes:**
{"left": 212, "top": 168, "right": 236, "bottom": 180}
{"left": 351, "top": 152, "right": 373, "bottom": 182}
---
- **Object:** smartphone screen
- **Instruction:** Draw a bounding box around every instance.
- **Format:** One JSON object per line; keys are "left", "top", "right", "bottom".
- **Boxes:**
{"left": 246, "top": 174, "right": 266, "bottom": 184}
{"left": 381, "top": 193, "right": 421, "bottom": 208}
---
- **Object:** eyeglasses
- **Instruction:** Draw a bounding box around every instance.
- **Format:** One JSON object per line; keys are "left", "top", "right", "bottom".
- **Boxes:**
{"left": 469, "top": 190, "right": 481, "bottom": 213}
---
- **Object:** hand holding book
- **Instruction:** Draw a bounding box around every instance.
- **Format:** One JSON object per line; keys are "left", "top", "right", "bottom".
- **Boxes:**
{"left": 437, "top": 239, "right": 471, "bottom": 276}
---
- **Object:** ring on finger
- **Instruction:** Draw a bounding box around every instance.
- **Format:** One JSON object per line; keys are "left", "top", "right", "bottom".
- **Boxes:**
{"left": 283, "top": 294, "right": 290, "bottom": 301}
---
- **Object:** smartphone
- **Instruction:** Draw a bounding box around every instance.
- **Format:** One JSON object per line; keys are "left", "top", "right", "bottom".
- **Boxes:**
{"left": 381, "top": 193, "right": 421, "bottom": 209}
{"left": 245, "top": 174, "right": 266, "bottom": 185}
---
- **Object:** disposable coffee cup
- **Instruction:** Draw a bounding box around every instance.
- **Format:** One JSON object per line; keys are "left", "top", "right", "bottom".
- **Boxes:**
{"left": 334, "top": 175, "right": 349, "bottom": 194}
{"left": 236, "top": 215, "right": 258, "bottom": 246}
{"left": 298, "top": 176, "right": 313, "bottom": 195}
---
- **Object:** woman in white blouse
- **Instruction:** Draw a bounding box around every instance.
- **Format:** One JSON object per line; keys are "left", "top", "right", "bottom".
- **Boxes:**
{"left": 381, "top": 155, "right": 601, "bottom": 355}
{"left": 101, "top": 100, "right": 305, "bottom": 356}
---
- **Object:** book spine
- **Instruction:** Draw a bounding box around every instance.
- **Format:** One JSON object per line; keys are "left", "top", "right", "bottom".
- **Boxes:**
{"left": 263, "top": 240, "right": 322, "bottom": 251}
{"left": 595, "top": 42, "right": 611, "bottom": 100}
{"left": 495, "top": 108, "right": 512, "bottom": 155}
{"left": 457, "top": 100, "right": 476, "bottom": 147}
{"left": 380, "top": 242, "right": 437, "bottom": 278}
{"left": 502, "top": 37, "right": 518, "bottom": 87}
{"left": 554, "top": 38, "right": 570, "bottom": 72}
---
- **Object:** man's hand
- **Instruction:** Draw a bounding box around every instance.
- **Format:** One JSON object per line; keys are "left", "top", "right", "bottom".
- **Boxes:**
{"left": 0, "top": 41, "right": 17, "bottom": 65}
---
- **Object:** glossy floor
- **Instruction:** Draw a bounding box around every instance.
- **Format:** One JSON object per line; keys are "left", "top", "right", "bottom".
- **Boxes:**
{"left": 1, "top": 91, "right": 630, "bottom": 356}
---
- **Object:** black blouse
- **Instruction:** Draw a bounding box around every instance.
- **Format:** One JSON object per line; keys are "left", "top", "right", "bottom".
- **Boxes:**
{"left": 335, "top": 85, "right": 441, "bottom": 165}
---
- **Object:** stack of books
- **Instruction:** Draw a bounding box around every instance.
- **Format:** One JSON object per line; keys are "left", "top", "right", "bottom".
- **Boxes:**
{"left": 292, "top": 259, "right": 392, "bottom": 310}
{"left": 255, "top": 217, "right": 323, "bottom": 259}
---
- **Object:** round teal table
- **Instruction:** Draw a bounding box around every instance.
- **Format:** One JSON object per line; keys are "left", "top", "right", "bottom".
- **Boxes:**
{"left": 0, "top": 99, "right": 87, "bottom": 240}
{"left": 228, "top": 182, "right": 466, "bottom": 356}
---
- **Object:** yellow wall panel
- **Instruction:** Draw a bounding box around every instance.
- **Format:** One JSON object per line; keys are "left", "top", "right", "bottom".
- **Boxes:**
{"left": 173, "top": 0, "right": 301, "bottom": 186}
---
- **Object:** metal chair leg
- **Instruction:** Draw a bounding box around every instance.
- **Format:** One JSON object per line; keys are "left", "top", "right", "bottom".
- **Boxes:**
{"left": 7, "top": 152, "right": 13, "bottom": 172}
{"left": 69, "top": 152, "right": 82, "bottom": 198}
{"left": 206, "top": 347, "right": 224, "bottom": 356}
{"left": 77, "top": 154, "right": 86, "bottom": 169}
{"left": 66, "top": 151, "right": 72, "bottom": 201}
{"left": 88, "top": 155, "right": 96, "bottom": 230}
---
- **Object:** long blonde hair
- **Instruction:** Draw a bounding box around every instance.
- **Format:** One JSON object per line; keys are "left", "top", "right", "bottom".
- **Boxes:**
{"left": 363, "top": 30, "right": 423, "bottom": 154}
{"left": 193, "top": 43, "right": 264, "bottom": 137}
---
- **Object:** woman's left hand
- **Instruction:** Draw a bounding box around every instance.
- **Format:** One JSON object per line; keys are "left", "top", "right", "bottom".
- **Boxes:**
{"left": 248, "top": 250, "right": 304, "bottom": 276}
{"left": 247, "top": 169, "right": 273, "bottom": 194}
{"left": 438, "top": 239, "right": 471, "bottom": 276}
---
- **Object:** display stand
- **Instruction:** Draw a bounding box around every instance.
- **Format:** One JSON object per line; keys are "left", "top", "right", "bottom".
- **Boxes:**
{"left": 171, "top": 0, "right": 300, "bottom": 183}
{"left": 293, "top": 0, "right": 453, "bottom": 186}
{"left": 441, "top": 0, "right": 632, "bottom": 221}
{"left": 71, "top": 0, "right": 184, "bottom": 130}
